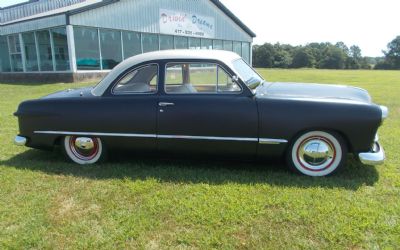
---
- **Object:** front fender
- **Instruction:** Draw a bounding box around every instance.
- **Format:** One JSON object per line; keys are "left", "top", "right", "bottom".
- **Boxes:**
{"left": 256, "top": 98, "right": 382, "bottom": 154}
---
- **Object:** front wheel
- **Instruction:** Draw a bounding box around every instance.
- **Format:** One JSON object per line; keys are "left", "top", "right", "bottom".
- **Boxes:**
{"left": 62, "top": 136, "right": 106, "bottom": 164}
{"left": 286, "top": 131, "right": 347, "bottom": 177}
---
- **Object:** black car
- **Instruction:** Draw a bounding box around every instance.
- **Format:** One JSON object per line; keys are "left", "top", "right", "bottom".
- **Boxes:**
{"left": 14, "top": 50, "right": 388, "bottom": 177}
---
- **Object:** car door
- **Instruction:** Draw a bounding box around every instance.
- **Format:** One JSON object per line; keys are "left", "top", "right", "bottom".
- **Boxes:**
{"left": 97, "top": 63, "right": 159, "bottom": 152}
{"left": 157, "top": 60, "right": 259, "bottom": 157}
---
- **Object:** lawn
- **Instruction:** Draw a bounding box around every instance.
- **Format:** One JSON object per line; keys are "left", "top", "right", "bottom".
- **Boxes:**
{"left": 0, "top": 69, "right": 399, "bottom": 249}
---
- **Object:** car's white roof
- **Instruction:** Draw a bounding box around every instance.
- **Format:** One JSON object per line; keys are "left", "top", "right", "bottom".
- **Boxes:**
{"left": 92, "top": 50, "right": 242, "bottom": 96}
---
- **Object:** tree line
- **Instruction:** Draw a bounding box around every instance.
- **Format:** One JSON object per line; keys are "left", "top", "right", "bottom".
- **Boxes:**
{"left": 252, "top": 36, "right": 400, "bottom": 70}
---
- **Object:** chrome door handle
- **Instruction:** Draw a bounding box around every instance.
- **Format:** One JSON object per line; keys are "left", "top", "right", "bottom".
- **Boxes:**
{"left": 158, "top": 102, "right": 175, "bottom": 107}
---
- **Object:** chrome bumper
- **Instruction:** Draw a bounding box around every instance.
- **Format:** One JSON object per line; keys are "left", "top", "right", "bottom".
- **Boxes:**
{"left": 14, "top": 135, "right": 27, "bottom": 146}
{"left": 359, "top": 141, "right": 385, "bottom": 165}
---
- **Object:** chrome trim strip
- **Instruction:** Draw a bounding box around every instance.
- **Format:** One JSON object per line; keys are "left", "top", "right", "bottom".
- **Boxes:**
{"left": 34, "top": 131, "right": 157, "bottom": 138}
{"left": 34, "top": 131, "right": 288, "bottom": 144}
{"left": 157, "top": 135, "right": 258, "bottom": 142}
{"left": 259, "top": 138, "right": 288, "bottom": 144}
{"left": 159, "top": 102, "right": 175, "bottom": 107}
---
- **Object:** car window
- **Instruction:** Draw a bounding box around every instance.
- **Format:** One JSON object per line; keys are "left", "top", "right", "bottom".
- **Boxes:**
{"left": 165, "top": 63, "right": 241, "bottom": 94}
{"left": 217, "top": 66, "right": 242, "bottom": 93}
{"left": 113, "top": 64, "right": 158, "bottom": 94}
{"left": 232, "top": 59, "right": 264, "bottom": 90}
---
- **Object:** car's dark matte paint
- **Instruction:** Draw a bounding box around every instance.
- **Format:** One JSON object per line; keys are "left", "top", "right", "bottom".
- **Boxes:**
{"left": 14, "top": 57, "right": 384, "bottom": 161}
{"left": 260, "top": 82, "right": 372, "bottom": 103}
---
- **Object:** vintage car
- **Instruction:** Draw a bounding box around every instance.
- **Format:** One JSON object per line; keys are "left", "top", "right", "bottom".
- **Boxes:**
{"left": 14, "top": 50, "right": 388, "bottom": 177}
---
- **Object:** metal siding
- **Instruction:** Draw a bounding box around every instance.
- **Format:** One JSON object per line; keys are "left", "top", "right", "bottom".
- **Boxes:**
{"left": 70, "top": 0, "right": 252, "bottom": 42}
{"left": 0, "top": 15, "right": 67, "bottom": 35}
{"left": 0, "top": 0, "right": 85, "bottom": 23}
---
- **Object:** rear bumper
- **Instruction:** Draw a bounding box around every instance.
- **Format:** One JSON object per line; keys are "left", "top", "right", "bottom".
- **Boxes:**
{"left": 358, "top": 141, "right": 385, "bottom": 165}
{"left": 14, "top": 135, "right": 27, "bottom": 146}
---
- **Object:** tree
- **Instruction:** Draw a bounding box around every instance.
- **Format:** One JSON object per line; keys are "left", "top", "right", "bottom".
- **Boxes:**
{"left": 350, "top": 45, "right": 362, "bottom": 59}
{"left": 335, "top": 42, "right": 350, "bottom": 56}
{"left": 307, "top": 42, "right": 332, "bottom": 68}
{"left": 373, "top": 36, "right": 400, "bottom": 70}
{"left": 251, "top": 41, "right": 378, "bottom": 70}
{"left": 319, "top": 45, "right": 347, "bottom": 69}
{"left": 291, "top": 48, "right": 315, "bottom": 68}
{"left": 384, "top": 36, "right": 400, "bottom": 69}
{"left": 252, "top": 44, "right": 275, "bottom": 68}
{"left": 347, "top": 45, "right": 362, "bottom": 69}
{"left": 273, "top": 44, "right": 293, "bottom": 68}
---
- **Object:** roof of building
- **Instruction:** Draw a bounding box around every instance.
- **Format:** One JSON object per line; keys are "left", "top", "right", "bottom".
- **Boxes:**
{"left": 92, "top": 49, "right": 243, "bottom": 96}
{"left": 0, "top": 0, "right": 256, "bottom": 38}
{"left": 0, "top": 0, "right": 108, "bottom": 25}
{"left": 209, "top": 0, "right": 256, "bottom": 38}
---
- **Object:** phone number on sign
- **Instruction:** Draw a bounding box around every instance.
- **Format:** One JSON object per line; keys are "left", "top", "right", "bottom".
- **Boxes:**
{"left": 174, "top": 29, "right": 205, "bottom": 37}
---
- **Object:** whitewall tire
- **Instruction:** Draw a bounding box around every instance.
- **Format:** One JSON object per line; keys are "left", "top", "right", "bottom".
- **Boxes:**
{"left": 287, "top": 131, "right": 347, "bottom": 177}
{"left": 62, "top": 136, "right": 105, "bottom": 165}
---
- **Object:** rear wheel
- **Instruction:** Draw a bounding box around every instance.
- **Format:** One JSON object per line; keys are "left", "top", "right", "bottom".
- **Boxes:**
{"left": 286, "top": 131, "right": 347, "bottom": 176}
{"left": 62, "top": 136, "right": 106, "bottom": 164}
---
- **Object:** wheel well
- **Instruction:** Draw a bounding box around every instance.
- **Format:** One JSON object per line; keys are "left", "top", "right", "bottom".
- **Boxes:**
{"left": 54, "top": 136, "right": 63, "bottom": 146}
{"left": 288, "top": 128, "right": 353, "bottom": 153}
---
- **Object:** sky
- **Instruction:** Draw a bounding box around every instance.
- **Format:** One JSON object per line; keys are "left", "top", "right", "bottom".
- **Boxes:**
{"left": 220, "top": 0, "right": 399, "bottom": 57}
{"left": 1, "top": 0, "right": 399, "bottom": 57}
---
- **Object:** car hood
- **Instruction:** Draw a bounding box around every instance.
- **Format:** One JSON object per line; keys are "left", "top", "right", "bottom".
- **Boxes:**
{"left": 256, "top": 82, "right": 372, "bottom": 104}
{"left": 41, "top": 87, "right": 95, "bottom": 99}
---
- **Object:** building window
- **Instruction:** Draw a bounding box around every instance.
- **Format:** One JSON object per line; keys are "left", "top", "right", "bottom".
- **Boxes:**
{"left": 201, "top": 39, "right": 212, "bottom": 49}
{"left": 174, "top": 36, "right": 188, "bottom": 49}
{"left": 189, "top": 38, "right": 201, "bottom": 50}
{"left": 142, "top": 33, "right": 159, "bottom": 53}
{"left": 160, "top": 35, "right": 174, "bottom": 50}
{"left": 242, "top": 42, "right": 250, "bottom": 63}
{"left": 100, "top": 29, "right": 122, "bottom": 70}
{"left": 213, "top": 40, "right": 223, "bottom": 50}
{"left": 36, "top": 30, "right": 53, "bottom": 71}
{"left": 0, "top": 36, "right": 11, "bottom": 72}
{"left": 223, "top": 41, "right": 233, "bottom": 51}
{"left": 22, "top": 32, "right": 39, "bottom": 71}
{"left": 233, "top": 41, "right": 242, "bottom": 57}
{"left": 74, "top": 27, "right": 100, "bottom": 70}
{"left": 8, "top": 35, "right": 23, "bottom": 72}
{"left": 122, "top": 31, "right": 141, "bottom": 58}
{"left": 51, "top": 27, "right": 70, "bottom": 71}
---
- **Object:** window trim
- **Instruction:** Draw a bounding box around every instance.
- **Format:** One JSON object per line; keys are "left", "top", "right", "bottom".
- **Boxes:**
{"left": 163, "top": 61, "right": 243, "bottom": 95}
{"left": 111, "top": 63, "right": 159, "bottom": 95}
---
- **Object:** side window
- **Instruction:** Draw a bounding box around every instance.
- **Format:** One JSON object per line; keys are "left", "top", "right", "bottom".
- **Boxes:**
{"left": 165, "top": 63, "right": 241, "bottom": 94}
{"left": 113, "top": 64, "right": 158, "bottom": 94}
{"left": 217, "top": 66, "right": 242, "bottom": 93}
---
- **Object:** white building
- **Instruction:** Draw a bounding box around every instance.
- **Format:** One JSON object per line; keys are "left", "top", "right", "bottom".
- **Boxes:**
{"left": 0, "top": 0, "right": 255, "bottom": 82}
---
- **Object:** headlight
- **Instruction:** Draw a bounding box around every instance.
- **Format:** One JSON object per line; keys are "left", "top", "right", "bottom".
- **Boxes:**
{"left": 380, "top": 106, "right": 389, "bottom": 122}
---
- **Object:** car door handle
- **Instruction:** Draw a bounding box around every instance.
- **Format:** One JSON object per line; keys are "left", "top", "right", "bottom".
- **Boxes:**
{"left": 159, "top": 102, "right": 175, "bottom": 107}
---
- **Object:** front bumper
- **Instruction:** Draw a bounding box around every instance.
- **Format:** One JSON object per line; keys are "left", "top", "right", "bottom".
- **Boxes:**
{"left": 358, "top": 141, "right": 385, "bottom": 165}
{"left": 14, "top": 135, "right": 27, "bottom": 146}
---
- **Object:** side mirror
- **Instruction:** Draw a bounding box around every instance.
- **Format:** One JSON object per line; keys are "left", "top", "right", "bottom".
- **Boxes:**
{"left": 232, "top": 75, "right": 239, "bottom": 82}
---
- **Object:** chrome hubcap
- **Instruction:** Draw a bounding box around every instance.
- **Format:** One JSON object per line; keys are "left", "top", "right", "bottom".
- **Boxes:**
{"left": 69, "top": 136, "right": 100, "bottom": 161}
{"left": 298, "top": 138, "right": 335, "bottom": 170}
{"left": 74, "top": 137, "right": 95, "bottom": 150}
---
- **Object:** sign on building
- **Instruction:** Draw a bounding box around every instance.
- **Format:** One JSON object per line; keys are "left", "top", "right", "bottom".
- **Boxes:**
{"left": 159, "top": 9, "right": 215, "bottom": 39}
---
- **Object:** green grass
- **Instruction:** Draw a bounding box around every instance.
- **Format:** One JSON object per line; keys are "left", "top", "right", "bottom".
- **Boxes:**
{"left": 1, "top": 69, "right": 399, "bottom": 249}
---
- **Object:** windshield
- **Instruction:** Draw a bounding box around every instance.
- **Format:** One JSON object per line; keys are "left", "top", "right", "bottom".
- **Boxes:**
{"left": 232, "top": 59, "right": 264, "bottom": 90}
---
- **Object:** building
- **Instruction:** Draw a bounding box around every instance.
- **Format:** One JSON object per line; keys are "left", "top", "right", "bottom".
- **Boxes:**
{"left": 0, "top": 0, "right": 255, "bottom": 82}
